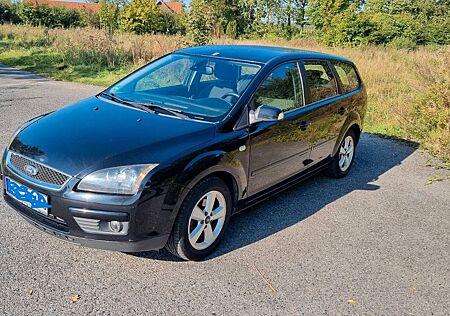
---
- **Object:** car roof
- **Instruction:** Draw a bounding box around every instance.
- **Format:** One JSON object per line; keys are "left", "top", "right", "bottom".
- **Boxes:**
{"left": 176, "top": 45, "right": 352, "bottom": 64}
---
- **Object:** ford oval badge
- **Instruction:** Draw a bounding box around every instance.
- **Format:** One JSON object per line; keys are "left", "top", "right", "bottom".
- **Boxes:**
{"left": 24, "top": 164, "right": 38, "bottom": 176}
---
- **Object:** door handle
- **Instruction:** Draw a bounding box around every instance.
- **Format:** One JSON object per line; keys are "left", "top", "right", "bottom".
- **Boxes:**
{"left": 299, "top": 120, "right": 311, "bottom": 131}
{"left": 338, "top": 107, "right": 347, "bottom": 115}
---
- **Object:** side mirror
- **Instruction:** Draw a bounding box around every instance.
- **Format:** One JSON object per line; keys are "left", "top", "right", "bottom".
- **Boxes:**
{"left": 250, "top": 105, "right": 284, "bottom": 124}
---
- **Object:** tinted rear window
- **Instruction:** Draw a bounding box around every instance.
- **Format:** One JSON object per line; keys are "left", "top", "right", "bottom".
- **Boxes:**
{"left": 304, "top": 61, "right": 338, "bottom": 103}
{"left": 332, "top": 61, "right": 360, "bottom": 94}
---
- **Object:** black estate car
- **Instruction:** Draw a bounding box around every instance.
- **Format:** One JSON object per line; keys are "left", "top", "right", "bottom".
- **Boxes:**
{"left": 1, "top": 45, "right": 367, "bottom": 260}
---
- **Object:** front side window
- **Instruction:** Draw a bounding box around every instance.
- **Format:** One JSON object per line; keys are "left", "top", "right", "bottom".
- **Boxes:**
{"left": 332, "top": 61, "right": 360, "bottom": 93}
{"left": 304, "top": 61, "right": 337, "bottom": 103}
{"left": 255, "top": 62, "right": 303, "bottom": 112}
{"left": 108, "top": 53, "right": 261, "bottom": 120}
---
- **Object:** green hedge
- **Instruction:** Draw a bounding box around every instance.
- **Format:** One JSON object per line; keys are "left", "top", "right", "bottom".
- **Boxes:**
{"left": 19, "top": 3, "right": 85, "bottom": 28}
{"left": 1, "top": 0, "right": 185, "bottom": 36}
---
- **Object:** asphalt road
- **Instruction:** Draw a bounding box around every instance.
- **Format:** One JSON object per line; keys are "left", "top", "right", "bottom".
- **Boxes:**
{"left": 0, "top": 64, "right": 449, "bottom": 315}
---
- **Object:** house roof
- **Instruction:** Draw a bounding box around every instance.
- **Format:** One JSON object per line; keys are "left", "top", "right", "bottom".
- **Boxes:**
{"left": 24, "top": 0, "right": 100, "bottom": 13}
{"left": 25, "top": 0, "right": 182, "bottom": 15}
{"left": 156, "top": 1, "right": 183, "bottom": 14}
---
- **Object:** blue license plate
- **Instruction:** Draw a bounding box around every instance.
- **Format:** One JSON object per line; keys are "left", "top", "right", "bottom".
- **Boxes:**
{"left": 5, "top": 177, "right": 51, "bottom": 215}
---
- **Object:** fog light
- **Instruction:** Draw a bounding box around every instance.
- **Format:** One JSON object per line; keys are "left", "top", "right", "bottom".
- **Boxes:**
{"left": 109, "top": 221, "right": 123, "bottom": 233}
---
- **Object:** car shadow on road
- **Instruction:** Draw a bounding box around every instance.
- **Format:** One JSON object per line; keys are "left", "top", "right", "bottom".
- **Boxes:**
{"left": 131, "top": 133, "right": 418, "bottom": 262}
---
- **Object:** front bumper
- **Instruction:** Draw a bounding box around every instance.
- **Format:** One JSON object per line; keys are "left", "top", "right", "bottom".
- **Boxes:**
{"left": 1, "top": 157, "right": 173, "bottom": 252}
{"left": 4, "top": 194, "right": 169, "bottom": 252}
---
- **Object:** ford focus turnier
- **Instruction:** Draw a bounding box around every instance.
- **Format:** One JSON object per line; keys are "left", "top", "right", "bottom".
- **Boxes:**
{"left": 1, "top": 45, "right": 367, "bottom": 260}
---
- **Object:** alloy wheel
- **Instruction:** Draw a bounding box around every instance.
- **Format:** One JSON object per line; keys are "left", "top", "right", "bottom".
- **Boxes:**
{"left": 339, "top": 135, "right": 354, "bottom": 172}
{"left": 187, "top": 190, "right": 227, "bottom": 250}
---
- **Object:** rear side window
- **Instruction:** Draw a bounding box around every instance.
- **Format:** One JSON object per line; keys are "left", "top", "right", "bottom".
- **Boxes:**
{"left": 304, "top": 61, "right": 337, "bottom": 103}
{"left": 332, "top": 61, "right": 360, "bottom": 93}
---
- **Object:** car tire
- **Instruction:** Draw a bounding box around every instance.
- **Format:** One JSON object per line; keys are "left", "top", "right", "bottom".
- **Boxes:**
{"left": 165, "top": 177, "right": 232, "bottom": 261}
{"left": 326, "top": 129, "right": 357, "bottom": 178}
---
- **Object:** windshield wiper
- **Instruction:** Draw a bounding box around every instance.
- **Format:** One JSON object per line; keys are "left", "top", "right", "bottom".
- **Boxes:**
{"left": 128, "top": 100, "right": 190, "bottom": 120}
{"left": 100, "top": 92, "right": 130, "bottom": 105}
{"left": 100, "top": 92, "right": 189, "bottom": 120}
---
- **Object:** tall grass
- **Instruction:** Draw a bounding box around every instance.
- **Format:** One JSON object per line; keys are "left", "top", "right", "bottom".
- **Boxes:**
{"left": 0, "top": 24, "right": 449, "bottom": 162}
{"left": 0, "top": 24, "right": 187, "bottom": 66}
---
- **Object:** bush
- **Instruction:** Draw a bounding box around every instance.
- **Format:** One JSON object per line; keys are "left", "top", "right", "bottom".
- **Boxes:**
{"left": 387, "top": 36, "right": 417, "bottom": 50}
{"left": 225, "top": 20, "right": 237, "bottom": 39}
{"left": 159, "top": 10, "right": 184, "bottom": 35}
{"left": 368, "top": 12, "right": 421, "bottom": 45}
{"left": 81, "top": 9, "right": 100, "bottom": 29}
{"left": 19, "top": 4, "right": 85, "bottom": 28}
{"left": 0, "top": 0, "right": 21, "bottom": 24}
{"left": 121, "top": 0, "right": 178, "bottom": 35}
{"left": 321, "top": 10, "right": 376, "bottom": 46}
{"left": 411, "top": 82, "right": 450, "bottom": 161}
{"left": 308, "top": 0, "right": 450, "bottom": 47}
{"left": 423, "top": 16, "right": 450, "bottom": 45}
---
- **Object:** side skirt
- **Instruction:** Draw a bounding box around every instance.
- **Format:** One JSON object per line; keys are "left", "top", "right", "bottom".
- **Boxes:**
{"left": 234, "top": 157, "right": 330, "bottom": 214}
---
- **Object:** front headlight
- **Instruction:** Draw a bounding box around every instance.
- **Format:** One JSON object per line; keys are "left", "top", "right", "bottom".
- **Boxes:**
{"left": 78, "top": 164, "right": 158, "bottom": 195}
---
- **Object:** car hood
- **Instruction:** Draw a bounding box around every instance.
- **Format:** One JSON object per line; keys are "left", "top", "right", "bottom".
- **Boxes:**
{"left": 9, "top": 96, "right": 216, "bottom": 176}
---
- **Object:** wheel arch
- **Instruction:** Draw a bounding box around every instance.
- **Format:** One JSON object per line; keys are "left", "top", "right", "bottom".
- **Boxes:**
{"left": 178, "top": 166, "right": 241, "bottom": 211}
{"left": 332, "top": 112, "right": 363, "bottom": 157}
{"left": 164, "top": 150, "right": 247, "bottom": 224}
{"left": 348, "top": 123, "right": 362, "bottom": 144}
{"left": 206, "top": 170, "right": 239, "bottom": 206}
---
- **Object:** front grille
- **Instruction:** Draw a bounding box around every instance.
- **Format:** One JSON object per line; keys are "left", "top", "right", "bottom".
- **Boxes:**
{"left": 8, "top": 152, "right": 70, "bottom": 188}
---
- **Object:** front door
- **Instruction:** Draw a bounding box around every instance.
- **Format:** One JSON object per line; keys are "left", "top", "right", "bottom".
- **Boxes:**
{"left": 248, "top": 62, "right": 311, "bottom": 195}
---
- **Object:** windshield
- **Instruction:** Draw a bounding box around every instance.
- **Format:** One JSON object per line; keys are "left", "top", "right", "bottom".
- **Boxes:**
{"left": 105, "top": 53, "right": 261, "bottom": 120}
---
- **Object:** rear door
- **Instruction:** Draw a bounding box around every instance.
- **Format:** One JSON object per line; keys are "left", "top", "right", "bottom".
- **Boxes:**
{"left": 300, "top": 60, "right": 344, "bottom": 164}
{"left": 248, "top": 62, "right": 311, "bottom": 195}
{"left": 330, "top": 60, "right": 363, "bottom": 135}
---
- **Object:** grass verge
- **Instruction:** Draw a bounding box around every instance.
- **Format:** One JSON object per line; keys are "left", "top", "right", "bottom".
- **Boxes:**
{"left": 0, "top": 47, "right": 132, "bottom": 86}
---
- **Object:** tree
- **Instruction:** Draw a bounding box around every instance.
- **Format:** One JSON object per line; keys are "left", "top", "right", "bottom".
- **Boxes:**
{"left": 307, "top": 0, "right": 361, "bottom": 31}
{"left": 293, "top": 0, "right": 308, "bottom": 31}
{"left": 187, "top": 0, "right": 218, "bottom": 44}
{"left": 120, "top": 0, "right": 166, "bottom": 34}
{"left": 99, "top": 0, "right": 119, "bottom": 33}
{"left": 365, "top": 0, "right": 450, "bottom": 45}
